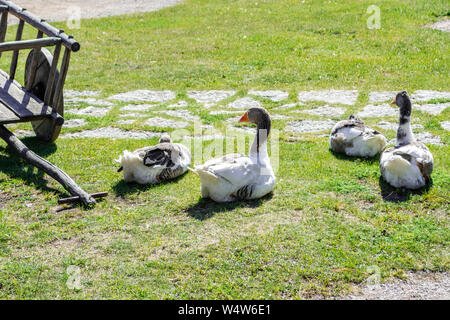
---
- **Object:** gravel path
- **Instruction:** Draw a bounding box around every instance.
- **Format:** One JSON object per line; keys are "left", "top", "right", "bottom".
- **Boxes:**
{"left": 341, "top": 272, "right": 450, "bottom": 300}
{"left": 10, "top": 0, "right": 182, "bottom": 23}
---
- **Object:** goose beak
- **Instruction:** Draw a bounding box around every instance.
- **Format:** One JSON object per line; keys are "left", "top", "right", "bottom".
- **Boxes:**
{"left": 239, "top": 112, "right": 248, "bottom": 123}
{"left": 391, "top": 98, "right": 397, "bottom": 105}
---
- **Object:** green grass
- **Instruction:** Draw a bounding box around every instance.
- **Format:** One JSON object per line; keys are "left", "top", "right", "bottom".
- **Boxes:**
{"left": 0, "top": 0, "right": 449, "bottom": 299}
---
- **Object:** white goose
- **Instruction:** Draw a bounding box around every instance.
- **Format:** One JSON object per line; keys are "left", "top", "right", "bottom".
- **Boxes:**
{"left": 191, "top": 107, "right": 275, "bottom": 202}
{"left": 380, "top": 91, "right": 433, "bottom": 189}
{"left": 116, "top": 133, "right": 191, "bottom": 184}
{"left": 330, "top": 114, "right": 387, "bottom": 157}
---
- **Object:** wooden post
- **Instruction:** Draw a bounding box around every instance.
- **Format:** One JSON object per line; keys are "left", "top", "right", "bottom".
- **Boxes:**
{"left": 9, "top": 19, "right": 25, "bottom": 80}
{"left": 0, "top": 125, "right": 96, "bottom": 206}
{"left": 52, "top": 47, "right": 71, "bottom": 109}
{"left": 0, "top": 9, "right": 8, "bottom": 59}
{"left": 25, "top": 31, "right": 44, "bottom": 91}
{"left": 44, "top": 42, "right": 61, "bottom": 106}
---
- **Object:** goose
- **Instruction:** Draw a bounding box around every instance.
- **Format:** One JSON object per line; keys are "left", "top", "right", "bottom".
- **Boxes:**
{"left": 116, "top": 133, "right": 191, "bottom": 184}
{"left": 190, "top": 107, "right": 275, "bottom": 202}
{"left": 330, "top": 114, "right": 387, "bottom": 157}
{"left": 380, "top": 91, "right": 433, "bottom": 189}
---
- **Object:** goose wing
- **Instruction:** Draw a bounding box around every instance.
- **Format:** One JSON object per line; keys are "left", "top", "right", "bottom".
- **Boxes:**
{"left": 331, "top": 119, "right": 366, "bottom": 138}
{"left": 137, "top": 143, "right": 189, "bottom": 169}
{"left": 197, "top": 154, "right": 260, "bottom": 188}
{"left": 383, "top": 142, "right": 433, "bottom": 179}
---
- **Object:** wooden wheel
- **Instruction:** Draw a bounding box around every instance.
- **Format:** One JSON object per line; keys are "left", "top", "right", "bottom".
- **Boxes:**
{"left": 25, "top": 48, "right": 64, "bottom": 142}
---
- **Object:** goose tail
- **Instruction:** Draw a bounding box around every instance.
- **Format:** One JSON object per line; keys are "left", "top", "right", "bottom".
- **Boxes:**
{"left": 193, "top": 167, "right": 220, "bottom": 183}
{"left": 115, "top": 150, "right": 141, "bottom": 170}
{"left": 383, "top": 155, "right": 411, "bottom": 176}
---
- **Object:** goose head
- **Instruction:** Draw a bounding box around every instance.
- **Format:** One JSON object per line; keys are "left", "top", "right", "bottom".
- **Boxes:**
{"left": 392, "top": 91, "right": 415, "bottom": 145}
{"left": 159, "top": 133, "right": 172, "bottom": 143}
{"left": 239, "top": 107, "right": 272, "bottom": 135}
{"left": 391, "top": 91, "right": 412, "bottom": 123}
{"left": 348, "top": 114, "right": 363, "bottom": 123}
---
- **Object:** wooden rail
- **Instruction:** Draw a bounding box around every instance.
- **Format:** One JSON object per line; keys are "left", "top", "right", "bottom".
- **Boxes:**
{"left": 0, "top": 0, "right": 80, "bottom": 52}
{"left": 0, "top": 37, "right": 62, "bottom": 52}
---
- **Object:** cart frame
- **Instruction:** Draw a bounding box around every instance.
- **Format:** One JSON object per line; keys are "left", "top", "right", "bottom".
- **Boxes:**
{"left": 0, "top": 1, "right": 104, "bottom": 206}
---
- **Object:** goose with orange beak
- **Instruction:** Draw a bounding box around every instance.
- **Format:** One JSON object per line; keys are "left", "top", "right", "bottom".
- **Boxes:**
{"left": 190, "top": 107, "right": 275, "bottom": 202}
{"left": 379, "top": 91, "right": 434, "bottom": 189}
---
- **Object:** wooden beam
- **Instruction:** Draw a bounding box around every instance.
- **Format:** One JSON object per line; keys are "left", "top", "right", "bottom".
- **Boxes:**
{"left": 0, "top": 0, "right": 80, "bottom": 52}
{"left": 0, "top": 37, "right": 61, "bottom": 52}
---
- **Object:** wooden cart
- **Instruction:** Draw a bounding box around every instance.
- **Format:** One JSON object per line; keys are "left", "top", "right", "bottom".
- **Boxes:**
{"left": 0, "top": 1, "right": 106, "bottom": 206}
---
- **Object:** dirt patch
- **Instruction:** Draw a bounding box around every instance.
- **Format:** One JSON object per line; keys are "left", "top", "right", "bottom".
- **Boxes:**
{"left": 116, "top": 119, "right": 136, "bottom": 125}
{"left": 64, "top": 90, "right": 100, "bottom": 98}
{"left": 273, "top": 102, "right": 304, "bottom": 110}
{"left": 0, "top": 192, "right": 15, "bottom": 209}
{"left": 270, "top": 114, "right": 291, "bottom": 120}
{"left": 387, "top": 131, "right": 443, "bottom": 146}
{"left": 157, "top": 109, "right": 200, "bottom": 121}
{"left": 66, "top": 98, "right": 114, "bottom": 106}
{"left": 65, "top": 106, "right": 112, "bottom": 117}
{"left": 167, "top": 101, "right": 189, "bottom": 108}
{"left": 226, "top": 97, "right": 261, "bottom": 109}
{"left": 414, "top": 102, "right": 450, "bottom": 115}
{"left": 298, "top": 90, "right": 358, "bottom": 105}
{"left": 341, "top": 272, "right": 450, "bottom": 300}
{"left": 61, "top": 127, "right": 161, "bottom": 139}
{"left": 441, "top": 121, "right": 450, "bottom": 131}
{"left": 376, "top": 121, "right": 423, "bottom": 131}
{"left": 109, "top": 90, "right": 175, "bottom": 103}
{"left": 119, "top": 113, "right": 143, "bottom": 118}
{"left": 187, "top": 90, "right": 236, "bottom": 104}
{"left": 369, "top": 91, "right": 398, "bottom": 103}
{"left": 11, "top": 0, "right": 182, "bottom": 24}
{"left": 121, "top": 104, "right": 157, "bottom": 112}
{"left": 286, "top": 120, "right": 336, "bottom": 133}
{"left": 414, "top": 132, "right": 443, "bottom": 145}
{"left": 64, "top": 119, "right": 88, "bottom": 128}
{"left": 296, "top": 105, "right": 346, "bottom": 117}
{"left": 357, "top": 104, "right": 397, "bottom": 118}
{"left": 144, "top": 117, "right": 189, "bottom": 128}
{"left": 425, "top": 19, "right": 450, "bottom": 32}
{"left": 210, "top": 110, "right": 245, "bottom": 115}
{"left": 248, "top": 90, "right": 289, "bottom": 102}
{"left": 411, "top": 90, "right": 450, "bottom": 102}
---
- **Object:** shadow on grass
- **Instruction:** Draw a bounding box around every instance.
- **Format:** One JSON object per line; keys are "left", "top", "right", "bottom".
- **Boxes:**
{"left": 378, "top": 176, "right": 433, "bottom": 203}
{"left": 111, "top": 172, "right": 188, "bottom": 197}
{"left": 0, "top": 137, "right": 61, "bottom": 194}
{"left": 329, "top": 149, "right": 381, "bottom": 164}
{"left": 185, "top": 192, "right": 273, "bottom": 221}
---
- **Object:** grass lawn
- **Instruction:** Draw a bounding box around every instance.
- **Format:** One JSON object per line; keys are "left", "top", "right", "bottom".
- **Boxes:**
{"left": 0, "top": 0, "right": 449, "bottom": 299}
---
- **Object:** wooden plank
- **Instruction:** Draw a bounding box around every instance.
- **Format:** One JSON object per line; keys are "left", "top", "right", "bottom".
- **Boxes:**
{"left": 0, "top": 37, "right": 61, "bottom": 53}
{"left": 0, "top": 70, "right": 58, "bottom": 123}
{"left": 0, "top": 102, "right": 20, "bottom": 124}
